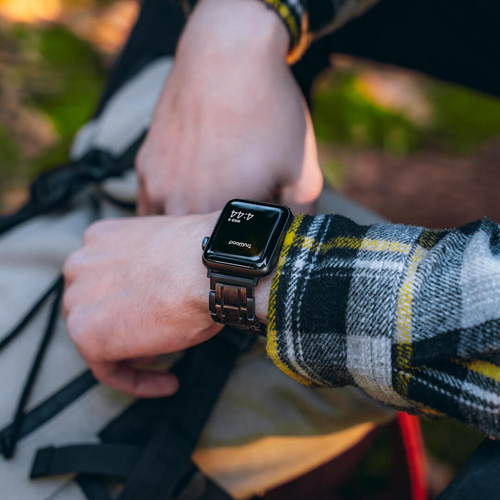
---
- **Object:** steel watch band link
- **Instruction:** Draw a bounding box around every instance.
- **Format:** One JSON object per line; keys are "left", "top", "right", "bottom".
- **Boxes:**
{"left": 209, "top": 273, "right": 266, "bottom": 336}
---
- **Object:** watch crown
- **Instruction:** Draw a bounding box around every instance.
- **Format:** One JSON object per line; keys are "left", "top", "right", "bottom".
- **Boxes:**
{"left": 202, "top": 236, "right": 209, "bottom": 251}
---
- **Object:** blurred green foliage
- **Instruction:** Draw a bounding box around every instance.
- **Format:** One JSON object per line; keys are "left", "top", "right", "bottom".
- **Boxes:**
{"left": 428, "top": 84, "right": 500, "bottom": 153}
{"left": 313, "top": 72, "right": 425, "bottom": 156}
{"left": 321, "top": 158, "right": 347, "bottom": 188}
{"left": 3, "top": 18, "right": 500, "bottom": 206}
{"left": 312, "top": 70, "right": 500, "bottom": 158}
{"left": 420, "top": 418, "right": 484, "bottom": 471}
{"left": 0, "top": 126, "right": 20, "bottom": 176}
{"left": 340, "top": 417, "right": 484, "bottom": 498}
{"left": 19, "top": 23, "right": 105, "bottom": 170}
{"left": 351, "top": 428, "right": 392, "bottom": 495}
{"left": 0, "top": 21, "right": 105, "bottom": 208}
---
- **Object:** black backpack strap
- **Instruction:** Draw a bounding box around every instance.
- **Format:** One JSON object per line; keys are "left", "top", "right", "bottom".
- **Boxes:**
{"left": 30, "top": 443, "right": 237, "bottom": 500}
{"left": 98, "top": 396, "right": 166, "bottom": 446}
{"left": 30, "top": 444, "right": 143, "bottom": 480}
{"left": 29, "top": 327, "right": 254, "bottom": 500}
{"left": 117, "top": 327, "right": 254, "bottom": 500}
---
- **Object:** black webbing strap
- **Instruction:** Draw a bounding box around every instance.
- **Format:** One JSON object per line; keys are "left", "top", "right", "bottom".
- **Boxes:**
{"left": 117, "top": 327, "right": 254, "bottom": 500}
{"left": 30, "top": 443, "right": 236, "bottom": 500}
{"left": 0, "top": 275, "right": 62, "bottom": 354}
{"left": 30, "top": 444, "right": 143, "bottom": 480}
{"left": 1, "top": 277, "right": 64, "bottom": 459}
{"left": 30, "top": 327, "right": 253, "bottom": 500}
{"left": 0, "top": 370, "right": 97, "bottom": 450}
{"left": 98, "top": 396, "right": 166, "bottom": 447}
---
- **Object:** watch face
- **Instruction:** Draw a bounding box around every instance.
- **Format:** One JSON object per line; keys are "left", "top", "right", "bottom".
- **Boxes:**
{"left": 204, "top": 200, "right": 291, "bottom": 271}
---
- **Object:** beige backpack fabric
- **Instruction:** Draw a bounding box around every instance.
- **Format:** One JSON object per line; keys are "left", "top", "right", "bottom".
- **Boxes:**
{"left": 0, "top": 57, "right": 394, "bottom": 500}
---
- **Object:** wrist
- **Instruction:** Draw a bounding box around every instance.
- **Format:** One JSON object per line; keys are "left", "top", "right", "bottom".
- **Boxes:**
{"left": 188, "top": 212, "right": 221, "bottom": 318}
{"left": 194, "top": 209, "right": 273, "bottom": 326}
{"left": 255, "top": 271, "right": 274, "bottom": 324}
{"left": 199, "top": 201, "right": 292, "bottom": 333}
{"left": 193, "top": 209, "right": 270, "bottom": 327}
{"left": 178, "top": 0, "right": 290, "bottom": 62}
{"left": 195, "top": 218, "right": 276, "bottom": 327}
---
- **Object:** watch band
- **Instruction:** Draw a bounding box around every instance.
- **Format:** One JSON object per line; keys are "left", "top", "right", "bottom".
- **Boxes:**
{"left": 209, "top": 273, "right": 267, "bottom": 336}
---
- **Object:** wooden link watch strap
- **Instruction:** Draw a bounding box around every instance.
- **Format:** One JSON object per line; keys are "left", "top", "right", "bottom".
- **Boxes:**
{"left": 209, "top": 273, "right": 266, "bottom": 336}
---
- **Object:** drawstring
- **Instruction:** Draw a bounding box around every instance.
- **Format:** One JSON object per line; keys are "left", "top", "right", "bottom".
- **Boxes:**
{"left": 0, "top": 132, "right": 145, "bottom": 238}
{"left": 0, "top": 194, "right": 103, "bottom": 459}
{"left": 0, "top": 135, "right": 141, "bottom": 460}
{"left": 0, "top": 275, "right": 63, "bottom": 354}
{"left": 0, "top": 276, "right": 64, "bottom": 459}
{"left": 0, "top": 142, "right": 135, "bottom": 459}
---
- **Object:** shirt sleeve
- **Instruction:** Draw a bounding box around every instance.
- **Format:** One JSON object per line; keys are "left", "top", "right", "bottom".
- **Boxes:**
{"left": 258, "top": 0, "right": 380, "bottom": 63}
{"left": 266, "top": 213, "right": 500, "bottom": 438}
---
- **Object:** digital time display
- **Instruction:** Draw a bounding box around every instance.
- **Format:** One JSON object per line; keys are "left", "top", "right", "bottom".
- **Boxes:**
{"left": 206, "top": 200, "right": 284, "bottom": 262}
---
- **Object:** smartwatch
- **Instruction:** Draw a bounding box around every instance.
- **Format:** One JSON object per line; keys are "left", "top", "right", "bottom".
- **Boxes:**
{"left": 202, "top": 199, "right": 293, "bottom": 334}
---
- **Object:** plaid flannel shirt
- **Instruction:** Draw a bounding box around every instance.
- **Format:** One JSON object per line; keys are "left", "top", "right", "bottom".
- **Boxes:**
{"left": 267, "top": 214, "right": 500, "bottom": 439}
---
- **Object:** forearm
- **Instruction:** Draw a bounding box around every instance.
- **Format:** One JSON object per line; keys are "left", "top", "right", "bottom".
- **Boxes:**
{"left": 265, "top": 213, "right": 500, "bottom": 438}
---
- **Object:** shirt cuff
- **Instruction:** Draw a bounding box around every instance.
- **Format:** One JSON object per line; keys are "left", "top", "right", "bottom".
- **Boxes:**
{"left": 266, "top": 213, "right": 500, "bottom": 439}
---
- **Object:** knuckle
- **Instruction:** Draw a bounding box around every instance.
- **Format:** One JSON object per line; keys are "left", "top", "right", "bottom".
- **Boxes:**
{"left": 82, "top": 225, "right": 98, "bottom": 245}
{"left": 66, "top": 309, "right": 85, "bottom": 344}
{"left": 83, "top": 219, "right": 118, "bottom": 245}
{"left": 82, "top": 222, "right": 103, "bottom": 244}
{"left": 67, "top": 309, "right": 113, "bottom": 363}
{"left": 66, "top": 310, "right": 98, "bottom": 359}
{"left": 63, "top": 250, "right": 82, "bottom": 278}
{"left": 62, "top": 287, "right": 75, "bottom": 316}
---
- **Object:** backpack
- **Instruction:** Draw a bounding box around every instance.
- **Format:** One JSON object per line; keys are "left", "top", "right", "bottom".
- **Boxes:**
{"left": 0, "top": 54, "right": 398, "bottom": 500}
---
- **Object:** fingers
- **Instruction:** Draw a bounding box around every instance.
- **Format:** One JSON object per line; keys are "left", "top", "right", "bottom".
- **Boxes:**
{"left": 130, "top": 356, "right": 159, "bottom": 365}
{"left": 91, "top": 360, "right": 179, "bottom": 398}
{"left": 137, "top": 175, "right": 148, "bottom": 216}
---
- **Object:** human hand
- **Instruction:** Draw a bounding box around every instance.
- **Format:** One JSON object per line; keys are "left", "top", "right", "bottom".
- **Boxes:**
{"left": 63, "top": 213, "right": 223, "bottom": 397}
{"left": 136, "top": 0, "right": 323, "bottom": 216}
